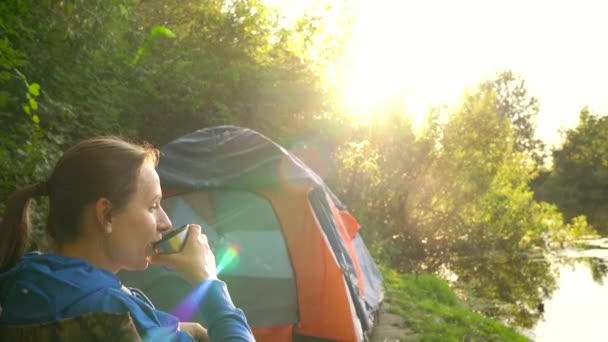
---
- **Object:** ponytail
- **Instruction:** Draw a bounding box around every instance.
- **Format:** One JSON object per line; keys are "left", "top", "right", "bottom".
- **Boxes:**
{"left": 0, "top": 181, "right": 47, "bottom": 272}
{"left": 1, "top": 136, "right": 157, "bottom": 272}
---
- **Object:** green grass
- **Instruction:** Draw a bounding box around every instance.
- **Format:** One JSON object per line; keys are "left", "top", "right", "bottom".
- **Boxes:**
{"left": 381, "top": 266, "right": 531, "bottom": 342}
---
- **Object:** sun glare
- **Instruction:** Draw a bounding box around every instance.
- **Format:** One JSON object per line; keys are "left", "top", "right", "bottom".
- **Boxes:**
{"left": 339, "top": 1, "right": 496, "bottom": 130}
{"left": 269, "top": 0, "right": 608, "bottom": 145}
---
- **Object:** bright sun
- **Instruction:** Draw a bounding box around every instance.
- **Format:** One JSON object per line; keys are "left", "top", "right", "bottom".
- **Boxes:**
{"left": 272, "top": 0, "right": 608, "bottom": 145}
{"left": 339, "top": 0, "right": 490, "bottom": 129}
{"left": 267, "top": 0, "right": 485, "bottom": 128}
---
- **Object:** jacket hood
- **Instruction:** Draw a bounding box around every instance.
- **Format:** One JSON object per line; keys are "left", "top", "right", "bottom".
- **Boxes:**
{"left": 0, "top": 252, "right": 120, "bottom": 323}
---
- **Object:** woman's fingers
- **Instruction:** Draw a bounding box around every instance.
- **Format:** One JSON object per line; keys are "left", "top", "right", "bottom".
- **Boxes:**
{"left": 149, "top": 223, "right": 217, "bottom": 284}
{"left": 179, "top": 322, "right": 209, "bottom": 342}
{"left": 187, "top": 224, "right": 202, "bottom": 238}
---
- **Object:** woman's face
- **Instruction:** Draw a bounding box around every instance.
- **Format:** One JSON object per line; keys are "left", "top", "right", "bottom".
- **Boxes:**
{"left": 106, "top": 162, "right": 171, "bottom": 271}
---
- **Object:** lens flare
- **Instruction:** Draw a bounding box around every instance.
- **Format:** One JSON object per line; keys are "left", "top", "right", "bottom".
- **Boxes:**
{"left": 170, "top": 243, "right": 240, "bottom": 321}
{"left": 216, "top": 243, "right": 240, "bottom": 275}
{"left": 171, "top": 280, "right": 214, "bottom": 321}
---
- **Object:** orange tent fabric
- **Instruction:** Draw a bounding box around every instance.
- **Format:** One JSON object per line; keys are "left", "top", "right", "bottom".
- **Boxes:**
{"left": 260, "top": 188, "right": 361, "bottom": 341}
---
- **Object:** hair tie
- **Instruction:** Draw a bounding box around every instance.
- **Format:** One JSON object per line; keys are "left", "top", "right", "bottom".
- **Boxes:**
{"left": 34, "top": 180, "right": 49, "bottom": 197}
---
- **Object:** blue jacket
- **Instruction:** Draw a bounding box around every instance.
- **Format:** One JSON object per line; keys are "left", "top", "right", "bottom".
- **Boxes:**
{"left": 0, "top": 252, "right": 255, "bottom": 341}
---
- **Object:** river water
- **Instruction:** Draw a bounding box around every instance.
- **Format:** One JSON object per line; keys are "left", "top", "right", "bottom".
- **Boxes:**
{"left": 531, "top": 239, "right": 608, "bottom": 341}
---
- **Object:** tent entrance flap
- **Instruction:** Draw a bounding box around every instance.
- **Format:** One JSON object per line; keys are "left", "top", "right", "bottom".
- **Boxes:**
{"left": 160, "top": 190, "right": 299, "bottom": 327}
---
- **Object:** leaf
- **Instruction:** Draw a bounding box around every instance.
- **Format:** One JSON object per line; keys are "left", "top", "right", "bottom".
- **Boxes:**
{"left": 131, "top": 47, "right": 144, "bottom": 64}
{"left": 0, "top": 91, "right": 8, "bottom": 106}
{"left": 150, "top": 26, "right": 176, "bottom": 39}
{"left": 29, "top": 98, "right": 38, "bottom": 110}
{"left": 131, "top": 26, "right": 176, "bottom": 64}
{"left": 32, "top": 115, "right": 40, "bottom": 124}
{"left": 29, "top": 83, "right": 40, "bottom": 96}
{"left": 23, "top": 105, "right": 31, "bottom": 115}
{"left": 119, "top": 4, "right": 128, "bottom": 16}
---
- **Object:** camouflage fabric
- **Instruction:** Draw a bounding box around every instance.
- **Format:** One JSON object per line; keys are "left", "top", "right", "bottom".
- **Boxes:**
{"left": 0, "top": 311, "right": 141, "bottom": 341}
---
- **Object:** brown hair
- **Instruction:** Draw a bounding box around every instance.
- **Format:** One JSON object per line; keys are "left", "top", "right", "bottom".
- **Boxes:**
{"left": 0, "top": 137, "right": 158, "bottom": 272}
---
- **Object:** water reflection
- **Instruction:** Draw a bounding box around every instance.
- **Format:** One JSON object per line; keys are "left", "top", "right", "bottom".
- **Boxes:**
{"left": 533, "top": 262, "right": 608, "bottom": 341}
{"left": 450, "top": 250, "right": 557, "bottom": 328}
{"left": 450, "top": 238, "right": 608, "bottom": 340}
{"left": 586, "top": 257, "right": 608, "bottom": 284}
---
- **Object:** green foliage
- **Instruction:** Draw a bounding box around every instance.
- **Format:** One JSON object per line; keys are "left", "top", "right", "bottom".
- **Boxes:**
{"left": 481, "top": 70, "right": 546, "bottom": 167}
{"left": 332, "top": 75, "right": 596, "bottom": 327}
{"left": 1, "top": 0, "right": 141, "bottom": 142}
{"left": 0, "top": 0, "right": 344, "bottom": 248}
{"left": 111, "top": 0, "right": 337, "bottom": 146}
{"left": 533, "top": 108, "right": 608, "bottom": 234}
{"left": 132, "top": 25, "right": 176, "bottom": 64}
{"left": 0, "top": 0, "right": 27, "bottom": 84}
{"left": 381, "top": 266, "right": 530, "bottom": 341}
{"left": 0, "top": 1, "right": 61, "bottom": 233}
{"left": 332, "top": 107, "right": 437, "bottom": 271}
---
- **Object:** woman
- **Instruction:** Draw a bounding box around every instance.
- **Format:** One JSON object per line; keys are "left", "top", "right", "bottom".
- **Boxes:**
{"left": 0, "top": 137, "right": 254, "bottom": 341}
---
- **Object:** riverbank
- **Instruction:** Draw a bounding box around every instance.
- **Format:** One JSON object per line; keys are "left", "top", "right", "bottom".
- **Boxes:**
{"left": 372, "top": 266, "right": 530, "bottom": 341}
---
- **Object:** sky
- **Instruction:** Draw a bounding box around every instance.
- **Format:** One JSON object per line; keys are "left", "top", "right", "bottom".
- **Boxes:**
{"left": 340, "top": 0, "right": 608, "bottom": 147}
{"left": 268, "top": 0, "right": 608, "bottom": 147}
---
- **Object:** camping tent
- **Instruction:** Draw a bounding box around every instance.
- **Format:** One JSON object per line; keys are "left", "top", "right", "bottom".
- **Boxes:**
{"left": 119, "top": 126, "right": 383, "bottom": 341}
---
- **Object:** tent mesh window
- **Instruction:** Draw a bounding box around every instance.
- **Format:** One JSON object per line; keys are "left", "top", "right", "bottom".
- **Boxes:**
{"left": 162, "top": 190, "right": 299, "bottom": 327}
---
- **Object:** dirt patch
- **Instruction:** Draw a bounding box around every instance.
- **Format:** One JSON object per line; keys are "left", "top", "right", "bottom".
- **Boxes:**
{"left": 370, "top": 302, "right": 418, "bottom": 342}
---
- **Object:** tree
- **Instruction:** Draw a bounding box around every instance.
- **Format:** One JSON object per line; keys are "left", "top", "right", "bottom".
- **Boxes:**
{"left": 481, "top": 70, "right": 546, "bottom": 167}
{"left": 534, "top": 108, "right": 608, "bottom": 234}
{"left": 0, "top": 0, "right": 67, "bottom": 248}
{"left": 425, "top": 87, "right": 593, "bottom": 327}
{"left": 333, "top": 80, "right": 595, "bottom": 327}
{"left": 0, "top": 0, "right": 347, "bottom": 250}
{"left": 120, "top": 0, "right": 345, "bottom": 147}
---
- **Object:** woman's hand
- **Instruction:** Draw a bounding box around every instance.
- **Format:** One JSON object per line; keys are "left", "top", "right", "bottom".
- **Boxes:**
{"left": 150, "top": 224, "right": 217, "bottom": 284}
{"left": 179, "top": 322, "right": 209, "bottom": 342}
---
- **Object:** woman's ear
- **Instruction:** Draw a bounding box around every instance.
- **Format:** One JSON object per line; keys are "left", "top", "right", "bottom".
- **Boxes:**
{"left": 95, "top": 198, "right": 113, "bottom": 233}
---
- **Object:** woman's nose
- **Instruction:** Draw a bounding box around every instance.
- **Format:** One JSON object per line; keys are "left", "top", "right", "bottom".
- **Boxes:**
{"left": 157, "top": 206, "right": 172, "bottom": 232}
